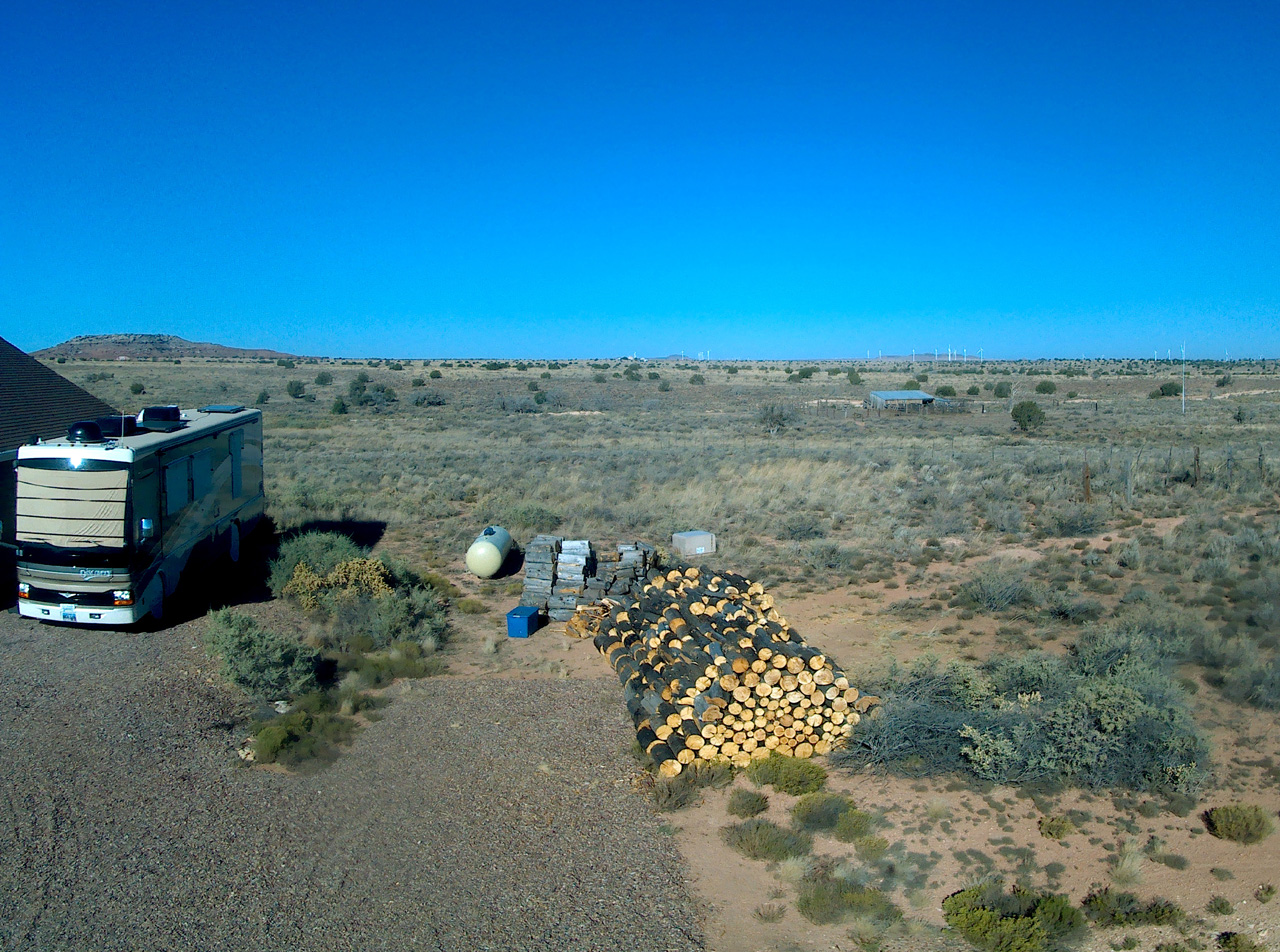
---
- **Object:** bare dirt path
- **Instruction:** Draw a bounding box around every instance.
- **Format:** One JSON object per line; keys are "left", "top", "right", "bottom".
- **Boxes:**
{"left": 0, "top": 610, "right": 702, "bottom": 952}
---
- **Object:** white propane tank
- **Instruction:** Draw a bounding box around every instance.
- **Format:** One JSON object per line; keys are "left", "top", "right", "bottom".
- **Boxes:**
{"left": 465, "top": 525, "right": 512, "bottom": 578}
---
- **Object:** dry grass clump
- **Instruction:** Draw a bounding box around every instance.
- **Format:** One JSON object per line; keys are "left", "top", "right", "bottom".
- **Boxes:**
{"left": 752, "top": 902, "right": 787, "bottom": 923}
{"left": 1110, "top": 838, "right": 1146, "bottom": 886}
{"left": 795, "top": 869, "right": 902, "bottom": 927}
{"left": 1081, "top": 886, "right": 1187, "bottom": 927}
{"left": 727, "top": 788, "right": 769, "bottom": 818}
{"left": 746, "top": 752, "right": 827, "bottom": 795}
{"left": 1203, "top": 805, "right": 1274, "bottom": 844}
{"left": 1038, "top": 816, "right": 1076, "bottom": 840}
{"left": 721, "top": 819, "right": 812, "bottom": 862}
{"left": 791, "top": 792, "right": 854, "bottom": 832}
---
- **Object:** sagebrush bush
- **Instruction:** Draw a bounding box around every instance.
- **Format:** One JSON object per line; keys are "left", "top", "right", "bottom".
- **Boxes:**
{"left": 835, "top": 631, "right": 1211, "bottom": 797}
{"left": 942, "top": 881, "right": 1085, "bottom": 952}
{"left": 957, "top": 561, "right": 1041, "bottom": 612}
{"left": 720, "top": 819, "right": 812, "bottom": 861}
{"left": 796, "top": 872, "right": 902, "bottom": 926}
{"left": 1038, "top": 816, "right": 1075, "bottom": 840}
{"left": 745, "top": 752, "right": 827, "bottom": 795}
{"left": 204, "top": 608, "right": 319, "bottom": 699}
{"left": 1203, "top": 805, "right": 1274, "bottom": 844}
{"left": 727, "top": 788, "right": 769, "bottom": 817}
{"left": 833, "top": 807, "right": 876, "bottom": 842}
{"left": 269, "top": 531, "right": 363, "bottom": 596}
{"left": 1081, "top": 887, "right": 1186, "bottom": 927}
{"left": 252, "top": 692, "right": 356, "bottom": 767}
{"left": 791, "top": 792, "right": 853, "bottom": 831}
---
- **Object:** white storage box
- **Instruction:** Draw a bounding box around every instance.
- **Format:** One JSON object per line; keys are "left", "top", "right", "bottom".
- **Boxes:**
{"left": 671, "top": 530, "right": 716, "bottom": 557}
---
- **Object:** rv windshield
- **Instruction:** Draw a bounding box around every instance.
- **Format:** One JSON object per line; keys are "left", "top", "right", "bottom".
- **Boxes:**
{"left": 16, "top": 458, "right": 131, "bottom": 550}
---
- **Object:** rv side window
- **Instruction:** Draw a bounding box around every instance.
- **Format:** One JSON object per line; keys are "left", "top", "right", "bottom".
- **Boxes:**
{"left": 191, "top": 451, "right": 213, "bottom": 499}
{"left": 164, "top": 459, "right": 191, "bottom": 515}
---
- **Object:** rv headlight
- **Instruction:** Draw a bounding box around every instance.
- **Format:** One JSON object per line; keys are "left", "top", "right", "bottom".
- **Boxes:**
{"left": 112, "top": 589, "right": 133, "bottom": 606}
{"left": 17, "top": 582, "right": 29, "bottom": 598}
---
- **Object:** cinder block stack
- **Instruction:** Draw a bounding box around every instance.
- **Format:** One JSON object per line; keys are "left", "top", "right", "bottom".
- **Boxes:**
{"left": 518, "top": 537, "right": 656, "bottom": 620}
{"left": 519, "top": 535, "right": 560, "bottom": 609}
{"left": 548, "top": 540, "right": 593, "bottom": 621}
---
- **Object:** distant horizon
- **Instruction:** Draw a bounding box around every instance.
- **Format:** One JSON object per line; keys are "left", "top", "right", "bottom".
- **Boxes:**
{"left": 22, "top": 330, "right": 1278, "bottom": 365}
{"left": 3, "top": 3, "right": 1276, "bottom": 360}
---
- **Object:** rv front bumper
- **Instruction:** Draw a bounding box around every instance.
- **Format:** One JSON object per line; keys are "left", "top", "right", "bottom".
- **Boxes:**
{"left": 18, "top": 600, "right": 141, "bottom": 626}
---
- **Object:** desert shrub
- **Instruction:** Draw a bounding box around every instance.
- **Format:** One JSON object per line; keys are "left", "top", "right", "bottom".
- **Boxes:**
{"left": 935, "top": 385, "right": 957, "bottom": 397}
{"left": 796, "top": 872, "right": 902, "bottom": 926}
{"left": 1206, "top": 896, "right": 1233, "bottom": 915}
{"left": 943, "top": 881, "right": 1084, "bottom": 952}
{"left": 1081, "top": 887, "right": 1186, "bottom": 927}
{"left": 500, "top": 503, "right": 562, "bottom": 531}
{"left": 129, "top": 381, "right": 145, "bottom": 394}
{"left": 847, "top": 370, "right": 863, "bottom": 385}
{"left": 658, "top": 380, "right": 671, "bottom": 391}
{"left": 994, "top": 381, "right": 1012, "bottom": 398}
{"left": 276, "top": 358, "right": 295, "bottom": 368}
{"left": 330, "top": 396, "right": 347, "bottom": 414}
{"left": 721, "top": 819, "right": 812, "bottom": 861}
{"left": 1012, "top": 401, "right": 1046, "bottom": 431}
{"left": 1035, "top": 380, "right": 1057, "bottom": 394}
{"left": 252, "top": 695, "right": 355, "bottom": 767}
{"left": 957, "top": 562, "right": 1040, "bottom": 612}
{"left": 1255, "top": 884, "right": 1275, "bottom": 903}
{"left": 1149, "top": 381, "right": 1181, "bottom": 398}
{"left": 853, "top": 834, "right": 889, "bottom": 861}
{"left": 1220, "top": 663, "right": 1280, "bottom": 710}
{"left": 1042, "top": 504, "right": 1107, "bottom": 537}
{"left": 833, "top": 807, "right": 876, "bottom": 842}
{"left": 727, "top": 788, "right": 769, "bottom": 817}
{"left": 269, "top": 531, "right": 364, "bottom": 596}
{"left": 968, "top": 385, "right": 981, "bottom": 395}
{"left": 1039, "top": 816, "right": 1075, "bottom": 840}
{"left": 428, "top": 368, "right": 442, "bottom": 378}
{"left": 746, "top": 752, "right": 827, "bottom": 795}
{"left": 204, "top": 608, "right": 319, "bottom": 699}
{"left": 834, "top": 636, "right": 1210, "bottom": 796}
{"left": 314, "top": 371, "right": 333, "bottom": 386}
{"left": 752, "top": 902, "right": 786, "bottom": 923}
{"left": 256, "top": 389, "right": 270, "bottom": 404}
{"left": 791, "top": 792, "right": 853, "bottom": 831}
{"left": 1217, "top": 934, "right": 1264, "bottom": 952}
{"left": 689, "top": 373, "right": 706, "bottom": 385}
{"left": 454, "top": 598, "right": 487, "bottom": 614}
{"left": 286, "top": 380, "right": 306, "bottom": 398}
{"left": 1203, "top": 805, "right": 1274, "bottom": 844}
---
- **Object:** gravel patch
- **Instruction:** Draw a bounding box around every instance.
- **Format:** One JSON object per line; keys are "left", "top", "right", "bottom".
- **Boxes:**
{"left": 0, "top": 610, "right": 703, "bottom": 951}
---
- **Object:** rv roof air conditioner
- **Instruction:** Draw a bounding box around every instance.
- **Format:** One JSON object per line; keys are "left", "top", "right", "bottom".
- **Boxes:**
{"left": 136, "top": 405, "right": 186, "bottom": 431}
{"left": 67, "top": 420, "right": 106, "bottom": 443}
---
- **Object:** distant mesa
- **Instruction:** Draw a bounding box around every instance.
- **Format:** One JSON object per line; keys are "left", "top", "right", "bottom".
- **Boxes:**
{"left": 34, "top": 334, "right": 296, "bottom": 361}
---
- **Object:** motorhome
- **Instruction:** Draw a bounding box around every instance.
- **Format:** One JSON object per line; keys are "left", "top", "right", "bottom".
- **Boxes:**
{"left": 15, "top": 405, "right": 264, "bottom": 625}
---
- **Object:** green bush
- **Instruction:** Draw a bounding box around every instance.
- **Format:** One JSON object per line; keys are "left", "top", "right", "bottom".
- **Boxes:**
{"left": 252, "top": 692, "right": 356, "bottom": 767}
{"left": 1012, "top": 400, "right": 1046, "bottom": 432}
{"left": 1217, "top": 934, "right": 1264, "bottom": 952}
{"left": 429, "top": 369, "right": 442, "bottom": 378}
{"left": 935, "top": 385, "right": 957, "bottom": 397}
{"left": 204, "top": 608, "right": 319, "bottom": 699}
{"left": 994, "top": 381, "right": 1012, "bottom": 398}
{"left": 1081, "top": 887, "right": 1186, "bottom": 927}
{"left": 286, "top": 380, "right": 306, "bottom": 398}
{"left": 1203, "top": 805, "right": 1274, "bottom": 844}
{"left": 1148, "top": 381, "right": 1181, "bottom": 398}
{"left": 269, "top": 531, "right": 364, "bottom": 596}
{"left": 1035, "top": 380, "right": 1057, "bottom": 394}
{"left": 129, "top": 381, "right": 145, "bottom": 395}
{"left": 1039, "top": 816, "right": 1076, "bottom": 840}
{"left": 968, "top": 385, "right": 981, "bottom": 395}
{"left": 690, "top": 374, "right": 706, "bottom": 385}
{"left": 720, "top": 819, "right": 812, "bottom": 861}
{"left": 256, "top": 389, "right": 270, "bottom": 404}
{"left": 1255, "top": 884, "right": 1276, "bottom": 903}
{"left": 1206, "top": 896, "right": 1233, "bottom": 916}
{"left": 330, "top": 397, "right": 347, "bottom": 414}
{"left": 314, "top": 371, "right": 333, "bottom": 386}
{"left": 791, "top": 792, "right": 853, "bottom": 831}
{"left": 745, "top": 752, "right": 827, "bottom": 795}
{"left": 958, "top": 562, "right": 1040, "bottom": 612}
{"left": 833, "top": 807, "right": 876, "bottom": 842}
{"left": 796, "top": 874, "right": 902, "bottom": 926}
{"left": 454, "top": 598, "right": 487, "bottom": 614}
{"left": 943, "top": 881, "right": 1085, "bottom": 952}
{"left": 727, "top": 788, "right": 769, "bottom": 817}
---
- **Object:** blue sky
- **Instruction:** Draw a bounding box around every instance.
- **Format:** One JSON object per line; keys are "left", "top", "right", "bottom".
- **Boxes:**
{"left": 2, "top": 1, "right": 1276, "bottom": 358}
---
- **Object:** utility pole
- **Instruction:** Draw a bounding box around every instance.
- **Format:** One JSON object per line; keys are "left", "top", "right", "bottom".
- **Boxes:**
{"left": 1181, "top": 342, "right": 1186, "bottom": 416}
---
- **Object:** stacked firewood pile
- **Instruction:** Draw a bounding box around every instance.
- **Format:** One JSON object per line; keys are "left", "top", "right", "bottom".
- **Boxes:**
{"left": 594, "top": 566, "right": 877, "bottom": 778}
{"left": 520, "top": 536, "right": 655, "bottom": 621}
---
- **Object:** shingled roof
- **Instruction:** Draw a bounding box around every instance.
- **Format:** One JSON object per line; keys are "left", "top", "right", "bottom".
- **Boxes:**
{"left": 0, "top": 336, "right": 118, "bottom": 454}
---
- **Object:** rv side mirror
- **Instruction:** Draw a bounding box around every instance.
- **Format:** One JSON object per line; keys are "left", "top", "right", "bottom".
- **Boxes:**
{"left": 139, "top": 518, "right": 155, "bottom": 540}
